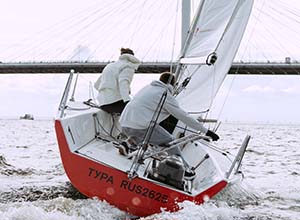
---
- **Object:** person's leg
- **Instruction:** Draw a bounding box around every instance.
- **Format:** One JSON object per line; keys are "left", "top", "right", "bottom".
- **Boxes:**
{"left": 122, "top": 127, "right": 146, "bottom": 145}
{"left": 123, "top": 125, "right": 177, "bottom": 152}
{"left": 100, "top": 100, "right": 128, "bottom": 114}
{"left": 149, "top": 125, "right": 193, "bottom": 170}
{"left": 119, "top": 127, "right": 145, "bottom": 156}
{"left": 147, "top": 124, "right": 175, "bottom": 146}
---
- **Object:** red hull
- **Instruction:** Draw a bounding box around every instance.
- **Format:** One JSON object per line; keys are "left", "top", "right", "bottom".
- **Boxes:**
{"left": 55, "top": 120, "right": 227, "bottom": 217}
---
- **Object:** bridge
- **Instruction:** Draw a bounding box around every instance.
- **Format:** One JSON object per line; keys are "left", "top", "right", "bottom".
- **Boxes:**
{"left": 0, "top": 61, "right": 300, "bottom": 75}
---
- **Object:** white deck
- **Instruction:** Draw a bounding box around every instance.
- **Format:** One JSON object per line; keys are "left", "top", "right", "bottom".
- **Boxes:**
{"left": 75, "top": 136, "right": 231, "bottom": 195}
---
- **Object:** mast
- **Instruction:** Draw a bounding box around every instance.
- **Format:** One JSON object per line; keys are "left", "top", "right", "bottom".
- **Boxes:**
{"left": 181, "top": 0, "right": 191, "bottom": 51}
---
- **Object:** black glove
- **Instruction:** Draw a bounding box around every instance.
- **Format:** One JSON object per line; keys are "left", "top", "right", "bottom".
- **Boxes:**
{"left": 206, "top": 130, "right": 219, "bottom": 141}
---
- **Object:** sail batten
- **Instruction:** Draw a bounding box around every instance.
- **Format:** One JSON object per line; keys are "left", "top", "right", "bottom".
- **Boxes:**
{"left": 180, "top": 57, "right": 207, "bottom": 64}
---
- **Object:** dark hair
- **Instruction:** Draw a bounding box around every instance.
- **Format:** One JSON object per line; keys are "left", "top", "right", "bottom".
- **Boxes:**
{"left": 159, "top": 72, "right": 175, "bottom": 86}
{"left": 120, "top": 48, "right": 134, "bottom": 56}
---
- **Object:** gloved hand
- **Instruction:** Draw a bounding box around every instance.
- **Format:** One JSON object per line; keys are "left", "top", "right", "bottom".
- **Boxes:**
{"left": 205, "top": 130, "right": 219, "bottom": 141}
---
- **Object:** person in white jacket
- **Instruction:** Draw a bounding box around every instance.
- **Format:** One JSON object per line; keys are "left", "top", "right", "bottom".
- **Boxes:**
{"left": 94, "top": 48, "right": 140, "bottom": 114}
{"left": 119, "top": 72, "right": 219, "bottom": 145}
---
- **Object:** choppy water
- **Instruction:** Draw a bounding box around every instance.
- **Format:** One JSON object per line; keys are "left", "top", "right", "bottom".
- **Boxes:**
{"left": 0, "top": 119, "right": 299, "bottom": 220}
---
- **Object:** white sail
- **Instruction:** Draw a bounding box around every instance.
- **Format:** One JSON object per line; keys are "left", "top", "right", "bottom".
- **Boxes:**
{"left": 176, "top": 0, "right": 253, "bottom": 113}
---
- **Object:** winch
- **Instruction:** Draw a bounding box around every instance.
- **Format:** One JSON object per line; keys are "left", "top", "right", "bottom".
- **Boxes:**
{"left": 148, "top": 155, "right": 185, "bottom": 190}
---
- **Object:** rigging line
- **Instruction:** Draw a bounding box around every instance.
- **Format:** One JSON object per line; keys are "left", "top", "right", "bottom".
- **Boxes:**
{"left": 141, "top": 17, "right": 175, "bottom": 61}
{"left": 128, "top": 0, "right": 149, "bottom": 47}
{"left": 173, "top": 65, "right": 201, "bottom": 97}
{"left": 142, "top": 0, "right": 175, "bottom": 61}
{"left": 0, "top": 3, "right": 100, "bottom": 58}
{"left": 60, "top": 1, "right": 125, "bottom": 35}
{"left": 86, "top": 1, "right": 148, "bottom": 60}
{"left": 275, "top": 0, "right": 300, "bottom": 18}
{"left": 98, "top": 1, "right": 151, "bottom": 33}
{"left": 21, "top": 2, "right": 126, "bottom": 61}
{"left": 47, "top": 2, "right": 113, "bottom": 34}
{"left": 121, "top": 0, "right": 174, "bottom": 61}
{"left": 175, "top": 61, "right": 202, "bottom": 89}
{"left": 238, "top": 1, "right": 268, "bottom": 60}
{"left": 243, "top": 35, "right": 270, "bottom": 61}
{"left": 92, "top": 9, "right": 152, "bottom": 59}
{"left": 130, "top": 0, "right": 167, "bottom": 33}
{"left": 254, "top": 14, "right": 298, "bottom": 60}
{"left": 73, "top": 1, "right": 133, "bottom": 44}
{"left": 268, "top": 5, "right": 300, "bottom": 26}
{"left": 60, "top": 2, "right": 134, "bottom": 59}
{"left": 73, "top": 1, "right": 135, "bottom": 39}
{"left": 255, "top": 8, "right": 300, "bottom": 42}
{"left": 183, "top": 65, "right": 201, "bottom": 80}
{"left": 6, "top": 4, "right": 114, "bottom": 61}
{"left": 265, "top": 8, "right": 300, "bottom": 38}
{"left": 140, "top": 0, "right": 177, "bottom": 61}
{"left": 62, "top": 1, "right": 135, "bottom": 60}
{"left": 140, "top": 1, "right": 177, "bottom": 61}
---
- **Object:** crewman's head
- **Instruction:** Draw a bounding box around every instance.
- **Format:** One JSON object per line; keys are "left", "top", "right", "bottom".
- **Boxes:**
{"left": 159, "top": 72, "right": 175, "bottom": 86}
{"left": 120, "top": 48, "right": 134, "bottom": 56}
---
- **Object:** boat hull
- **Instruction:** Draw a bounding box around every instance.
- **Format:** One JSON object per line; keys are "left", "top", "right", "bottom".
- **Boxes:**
{"left": 55, "top": 119, "right": 227, "bottom": 216}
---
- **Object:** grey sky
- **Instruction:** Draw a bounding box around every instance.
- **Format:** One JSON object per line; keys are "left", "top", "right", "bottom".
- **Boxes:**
{"left": 1, "top": 0, "right": 300, "bottom": 62}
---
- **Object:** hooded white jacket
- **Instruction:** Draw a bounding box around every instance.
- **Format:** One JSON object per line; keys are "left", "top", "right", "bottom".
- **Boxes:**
{"left": 119, "top": 80, "right": 208, "bottom": 134}
{"left": 94, "top": 54, "right": 140, "bottom": 105}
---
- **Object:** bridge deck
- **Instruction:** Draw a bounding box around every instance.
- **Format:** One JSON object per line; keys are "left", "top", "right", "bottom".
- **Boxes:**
{"left": 0, "top": 62, "right": 300, "bottom": 75}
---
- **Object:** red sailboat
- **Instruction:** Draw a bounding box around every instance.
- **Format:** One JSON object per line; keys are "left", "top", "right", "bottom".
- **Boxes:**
{"left": 55, "top": 0, "right": 253, "bottom": 217}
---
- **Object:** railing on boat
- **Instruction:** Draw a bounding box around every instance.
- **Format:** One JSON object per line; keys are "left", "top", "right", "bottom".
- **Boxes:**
{"left": 58, "top": 69, "right": 74, "bottom": 118}
{"left": 225, "top": 135, "right": 251, "bottom": 179}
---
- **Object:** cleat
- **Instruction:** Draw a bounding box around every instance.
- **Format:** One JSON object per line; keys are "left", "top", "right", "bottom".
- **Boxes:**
{"left": 119, "top": 142, "right": 129, "bottom": 156}
{"left": 184, "top": 169, "right": 196, "bottom": 180}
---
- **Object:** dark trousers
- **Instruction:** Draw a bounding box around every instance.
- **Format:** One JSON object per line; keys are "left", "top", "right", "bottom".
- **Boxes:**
{"left": 159, "top": 115, "right": 178, "bottom": 134}
{"left": 100, "top": 100, "right": 129, "bottom": 114}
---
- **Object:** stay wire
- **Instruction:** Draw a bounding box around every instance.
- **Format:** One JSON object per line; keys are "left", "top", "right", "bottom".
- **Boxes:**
{"left": 140, "top": 0, "right": 176, "bottom": 61}
{"left": 128, "top": 0, "right": 149, "bottom": 47}
{"left": 7, "top": 4, "right": 112, "bottom": 62}
{"left": 58, "top": 1, "right": 129, "bottom": 60}
{"left": 252, "top": 10, "right": 298, "bottom": 60}
{"left": 140, "top": 0, "right": 174, "bottom": 61}
{"left": 87, "top": 0, "right": 148, "bottom": 61}
{"left": 0, "top": 3, "right": 100, "bottom": 60}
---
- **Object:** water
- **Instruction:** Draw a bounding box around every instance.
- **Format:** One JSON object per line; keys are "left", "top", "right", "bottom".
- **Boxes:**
{"left": 0, "top": 119, "right": 299, "bottom": 220}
